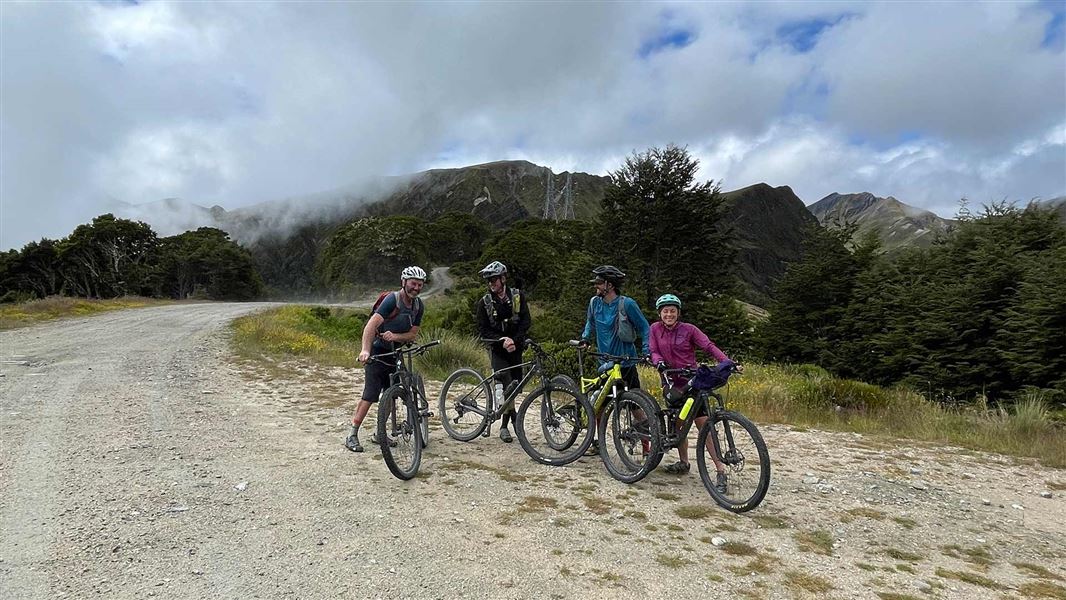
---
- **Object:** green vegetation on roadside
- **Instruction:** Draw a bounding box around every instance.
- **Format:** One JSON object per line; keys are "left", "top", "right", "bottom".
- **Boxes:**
{"left": 231, "top": 301, "right": 1066, "bottom": 467}
{"left": 0, "top": 295, "right": 172, "bottom": 330}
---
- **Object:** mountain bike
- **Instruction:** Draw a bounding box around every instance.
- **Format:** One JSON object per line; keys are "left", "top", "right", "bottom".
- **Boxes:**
{"left": 654, "top": 362, "right": 770, "bottom": 512}
{"left": 567, "top": 341, "right": 662, "bottom": 484}
{"left": 373, "top": 340, "right": 441, "bottom": 480}
{"left": 439, "top": 339, "right": 595, "bottom": 466}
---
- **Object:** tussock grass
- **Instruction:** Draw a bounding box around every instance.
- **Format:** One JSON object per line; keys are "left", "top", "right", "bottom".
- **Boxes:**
{"left": 846, "top": 507, "right": 887, "bottom": 520}
{"left": 1013, "top": 562, "right": 1064, "bottom": 581}
{"left": 751, "top": 515, "right": 789, "bottom": 529}
{"left": 720, "top": 541, "right": 758, "bottom": 556}
{"left": 1020, "top": 581, "right": 1066, "bottom": 599}
{"left": 0, "top": 295, "right": 169, "bottom": 329}
{"left": 876, "top": 593, "right": 922, "bottom": 600}
{"left": 885, "top": 548, "right": 923, "bottom": 562}
{"left": 784, "top": 571, "right": 833, "bottom": 593}
{"left": 935, "top": 567, "right": 1004, "bottom": 590}
{"left": 655, "top": 554, "right": 691, "bottom": 569}
{"left": 675, "top": 505, "right": 715, "bottom": 519}
{"left": 794, "top": 529, "right": 834, "bottom": 556}
{"left": 719, "top": 363, "right": 1066, "bottom": 468}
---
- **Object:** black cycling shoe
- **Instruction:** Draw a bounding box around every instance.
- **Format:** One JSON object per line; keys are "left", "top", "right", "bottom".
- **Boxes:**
{"left": 664, "top": 461, "right": 690, "bottom": 474}
{"left": 344, "top": 434, "right": 364, "bottom": 453}
{"left": 499, "top": 428, "right": 513, "bottom": 443}
{"left": 715, "top": 471, "right": 728, "bottom": 494}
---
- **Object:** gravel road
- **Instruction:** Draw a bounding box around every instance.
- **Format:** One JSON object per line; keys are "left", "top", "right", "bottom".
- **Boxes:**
{"left": 1, "top": 302, "right": 1063, "bottom": 599}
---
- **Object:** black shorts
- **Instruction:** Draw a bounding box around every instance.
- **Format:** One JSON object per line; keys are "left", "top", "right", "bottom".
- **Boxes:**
{"left": 361, "top": 358, "right": 397, "bottom": 402}
{"left": 620, "top": 364, "right": 642, "bottom": 390}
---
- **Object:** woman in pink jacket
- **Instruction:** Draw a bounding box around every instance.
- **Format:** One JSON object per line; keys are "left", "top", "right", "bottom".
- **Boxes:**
{"left": 649, "top": 293, "right": 743, "bottom": 476}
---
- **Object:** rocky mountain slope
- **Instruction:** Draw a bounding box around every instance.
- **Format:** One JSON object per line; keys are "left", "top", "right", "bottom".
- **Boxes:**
{"left": 720, "top": 183, "right": 818, "bottom": 304}
{"left": 808, "top": 192, "right": 956, "bottom": 251}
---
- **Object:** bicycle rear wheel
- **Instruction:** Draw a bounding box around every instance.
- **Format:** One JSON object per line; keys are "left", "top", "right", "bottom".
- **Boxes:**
{"left": 378, "top": 385, "right": 422, "bottom": 480}
{"left": 515, "top": 383, "right": 594, "bottom": 466}
{"left": 438, "top": 368, "right": 491, "bottom": 442}
{"left": 414, "top": 374, "right": 430, "bottom": 448}
{"left": 696, "top": 411, "right": 770, "bottom": 512}
{"left": 598, "top": 390, "right": 661, "bottom": 484}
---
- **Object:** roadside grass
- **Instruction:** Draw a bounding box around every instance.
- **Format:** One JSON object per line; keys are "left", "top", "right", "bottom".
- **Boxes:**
{"left": 712, "top": 363, "right": 1066, "bottom": 468}
{"left": 229, "top": 305, "right": 490, "bottom": 378}
{"left": 0, "top": 295, "right": 171, "bottom": 329}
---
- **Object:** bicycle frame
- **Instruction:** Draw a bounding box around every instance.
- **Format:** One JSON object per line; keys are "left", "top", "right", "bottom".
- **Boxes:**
{"left": 658, "top": 368, "right": 737, "bottom": 464}
{"left": 572, "top": 344, "right": 633, "bottom": 415}
{"left": 456, "top": 341, "right": 552, "bottom": 422}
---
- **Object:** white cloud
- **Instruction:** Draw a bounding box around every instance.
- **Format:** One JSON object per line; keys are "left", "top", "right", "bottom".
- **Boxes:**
{"left": 1, "top": 1, "right": 1063, "bottom": 249}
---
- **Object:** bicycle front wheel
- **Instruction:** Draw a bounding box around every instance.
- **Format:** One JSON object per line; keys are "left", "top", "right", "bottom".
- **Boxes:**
{"left": 515, "top": 383, "right": 594, "bottom": 466}
{"left": 378, "top": 385, "right": 423, "bottom": 480}
{"left": 598, "top": 390, "right": 661, "bottom": 484}
{"left": 696, "top": 411, "right": 770, "bottom": 513}
{"left": 438, "top": 368, "right": 491, "bottom": 442}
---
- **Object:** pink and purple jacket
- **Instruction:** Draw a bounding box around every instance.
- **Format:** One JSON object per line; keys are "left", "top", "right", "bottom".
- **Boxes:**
{"left": 649, "top": 321, "right": 729, "bottom": 387}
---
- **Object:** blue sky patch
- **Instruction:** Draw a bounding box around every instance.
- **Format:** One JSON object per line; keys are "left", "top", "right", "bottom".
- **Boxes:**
{"left": 776, "top": 14, "right": 851, "bottom": 53}
{"left": 1040, "top": 0, "right": 1065, "bottom": 49}
{"left": 638, "top": 27, "right": 695, "bottom": 58}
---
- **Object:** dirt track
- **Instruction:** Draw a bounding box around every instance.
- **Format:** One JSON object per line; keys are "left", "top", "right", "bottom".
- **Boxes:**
{"left": 1, "top": 303, "right": 1063, "bottom": 599}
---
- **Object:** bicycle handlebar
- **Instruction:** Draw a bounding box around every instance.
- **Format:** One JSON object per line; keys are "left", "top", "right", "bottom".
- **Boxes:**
{"left": 368, "top": 340, "right": 441, "bottom": 363}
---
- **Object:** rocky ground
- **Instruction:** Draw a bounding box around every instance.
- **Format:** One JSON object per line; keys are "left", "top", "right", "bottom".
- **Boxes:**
{"left": 1, "top": 303, "right": 1063, "bottom": 599}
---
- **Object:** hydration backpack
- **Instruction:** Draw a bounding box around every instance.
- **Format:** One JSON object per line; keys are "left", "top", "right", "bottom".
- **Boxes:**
{"left": 482, "top": 288, "right": 522, "bottom": 329}
{"left": 373, "top": 290, "right": 423, "bottom": 323}
{"left": 587, "top": 296, "right": 637, "bottom": 343}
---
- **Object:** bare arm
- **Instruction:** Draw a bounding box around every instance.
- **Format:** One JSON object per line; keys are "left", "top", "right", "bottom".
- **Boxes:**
{"left": 358, "top": 313, "right": 385, "bottom": 362}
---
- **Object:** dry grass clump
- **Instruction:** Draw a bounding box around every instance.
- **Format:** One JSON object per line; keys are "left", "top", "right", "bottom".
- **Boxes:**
{"left": 0, "top": 295, "right": 166, "bottom": 329}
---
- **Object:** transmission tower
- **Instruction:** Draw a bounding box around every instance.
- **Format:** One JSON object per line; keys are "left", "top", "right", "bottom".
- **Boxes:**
{"left": 542, "top": 171, "right": 575, "bottom": 221}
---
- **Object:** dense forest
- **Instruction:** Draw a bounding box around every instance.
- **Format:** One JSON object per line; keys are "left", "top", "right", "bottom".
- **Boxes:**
{"left": 4, "top": 146, "right": 1063, "bottom": 408}
{"left": 0, "top": 214, "right": 262, "bottom": 302}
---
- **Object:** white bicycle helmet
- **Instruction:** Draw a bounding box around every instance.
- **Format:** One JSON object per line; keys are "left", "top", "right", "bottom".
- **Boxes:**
{"left": 479, "top": 261, "right": 507, "bottom": 279}
{"left": 400, "top": 265, "right": 427, "bottom": 281}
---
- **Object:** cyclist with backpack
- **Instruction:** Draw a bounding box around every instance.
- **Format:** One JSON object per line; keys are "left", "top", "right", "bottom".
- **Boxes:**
{"left": 344, "top": 266, "right": 427, "bottom": 453}
{"left": 649, "top": 293, "right": 743, "bottom": 483}
{"left": 475, "top": 261, "right": 531, "bottom": 443}
{"left": 580, "top": 265, "right": 651, "bottom": 380}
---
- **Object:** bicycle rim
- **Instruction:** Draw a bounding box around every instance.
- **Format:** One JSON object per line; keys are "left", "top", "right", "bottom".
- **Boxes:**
{"left": 598, "top": 391, "right": 659, "bottom": 484}
{"left": 515, "top": 384, "right": 594, "bottom": 466}
{"left": 439, "top": 368, "right": 491, "bottom": 442}
{"left": 696, "top": 411, "right": 770, "bottom": 512}
{"left": 378, "top": 386, "right": 422, "bottom": 480}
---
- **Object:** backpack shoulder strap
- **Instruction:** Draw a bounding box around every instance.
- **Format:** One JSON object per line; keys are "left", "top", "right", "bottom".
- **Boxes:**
{"left": 617, "top": 295, "right": 629, "bottom": 323}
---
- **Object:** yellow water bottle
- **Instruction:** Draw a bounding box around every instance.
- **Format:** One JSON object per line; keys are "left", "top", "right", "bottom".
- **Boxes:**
{"left": 679, "top": 397, "right": 695, "bottom": 420}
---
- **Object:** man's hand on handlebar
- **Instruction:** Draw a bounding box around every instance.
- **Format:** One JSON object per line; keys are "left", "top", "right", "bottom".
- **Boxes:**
{"left": 501, "top": 336, "right": 516, "bottom": 353}
{"left": 358, "top": 350, "right": 370, "bottom": 363}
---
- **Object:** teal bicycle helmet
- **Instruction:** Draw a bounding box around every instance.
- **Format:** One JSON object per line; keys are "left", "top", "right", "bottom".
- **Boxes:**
{"left": 656, "top": 293, "right": 682, "bottom": 310}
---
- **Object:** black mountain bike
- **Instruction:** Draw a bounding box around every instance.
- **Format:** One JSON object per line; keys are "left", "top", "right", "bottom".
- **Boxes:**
{"left": 439, "top": 339, "right": 595, "bottom": 466}
{"left": 373, "top": 340, "right": 441, "bottom": 480}
{"left": 654, "top": 363, "right": 770, "bottom": 512}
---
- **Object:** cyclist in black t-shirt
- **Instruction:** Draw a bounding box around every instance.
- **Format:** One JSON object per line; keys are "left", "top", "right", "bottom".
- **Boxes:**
{"left": 344, "top": 266, "right": 426, "bottom": 453}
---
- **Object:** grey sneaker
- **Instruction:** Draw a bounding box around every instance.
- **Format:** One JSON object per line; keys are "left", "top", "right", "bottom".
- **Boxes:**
{"left": 715, "top": 471, "right": 728, "bottom": 494}
{"left": 499, "top": 427, "right": 513, "bottom": 443}
{"left": 344, "top": 434, "right": 364, "bottom": 453}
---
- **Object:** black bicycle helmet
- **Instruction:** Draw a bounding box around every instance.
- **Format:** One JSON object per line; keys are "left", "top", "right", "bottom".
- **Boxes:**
{"left": 590, "top": 265, "right": 626, "bottom": 285}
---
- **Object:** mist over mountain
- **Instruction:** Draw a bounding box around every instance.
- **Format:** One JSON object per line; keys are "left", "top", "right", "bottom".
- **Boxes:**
{"left": 105, "top": 160, "right": 1060, "bottom": 303}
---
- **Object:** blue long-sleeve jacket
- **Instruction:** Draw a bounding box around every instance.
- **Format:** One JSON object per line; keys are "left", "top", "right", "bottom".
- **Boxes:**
{"left": 581, "top": 295, "right": 650, "bottom": 367}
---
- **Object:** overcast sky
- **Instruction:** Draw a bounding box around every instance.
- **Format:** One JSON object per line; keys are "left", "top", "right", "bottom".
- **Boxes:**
{"left": 2, "top": 1, "right": 1064, "bottom": 250}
